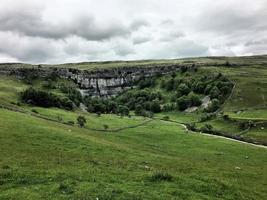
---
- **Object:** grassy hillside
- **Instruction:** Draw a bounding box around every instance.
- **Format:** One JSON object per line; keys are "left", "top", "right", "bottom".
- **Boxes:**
{"left": 1, "top": 108, "right": 267, "bottom": 199}
{"left": 0, "top": 55, "right": 267, "bottom": 199}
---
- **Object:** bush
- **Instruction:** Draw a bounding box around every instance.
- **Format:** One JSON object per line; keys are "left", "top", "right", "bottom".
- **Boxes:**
{"left": 150, "top": 171, "right": 173, "bottom": 182}
{"left": 77, "top": 115, "right": 86, "bottom": 127}
{"left": 21, "top": 88, "right": 74, "bottom": 110}
{"left": 210, "top": 86, "right": 220, "bottom": 99}
{"left": 239, "top": 121, "right": 254, "bottom": 130}
{"left": 199, "top": 113, "right": 215, "bottom": 122}
{"left": 43, "top": 79, "right": 56, "bottom": 89}
{"left": 103, "top": 124, "right": 109, "bottom": 130}
{"left": 188, "top": 93, "right": 202, "bottom": 107}
{"left": 162, "top": 115, "right": 170, "bottom": 121}
{"left": 150, "top": 100, "right": 161, "bottom": 113}
{"left": 138, "top": 78, "right": 155, "bottom": 89}
{"left": 206, "top": 99, "right": 220, "bottom": 113}
{"left": 187, "top": 123, "right": 197, "bottom": 131}
{"left": 162, "top": 103, "right": 176, "bottom": 112}
{"left": 67, "top": 121, "right": 75, "bottom": 126}
{"left": 60, "top": 84, "right": 82, "bottom": 106}
{"left": 31, "top": 109, "right": 38, "bottom": 114}
{"left": 201, "top": 124, "right": 214, "bottom": 133}
{"left": 117, "top": 105, "right": 130, "bottom": 116}
{"left": 176, "top": 96, "right": 190, "bottom": 111}
{"left": 177, "top": 83, "right": 191, "bottom": 96}
{"left": 165, "top": 78, "right": 175, "bottom": 91}
{"left": 134, "top": 104, "right": 143, "bottom": 116}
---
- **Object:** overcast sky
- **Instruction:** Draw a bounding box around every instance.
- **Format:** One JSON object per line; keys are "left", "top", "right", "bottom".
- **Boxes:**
{"left": 0, "top": 0, "right": 267, "bottom": 64}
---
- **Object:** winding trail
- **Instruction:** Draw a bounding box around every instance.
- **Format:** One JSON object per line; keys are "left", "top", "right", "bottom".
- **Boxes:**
{"left": 159, "top": 118, "right": 267, "bottom": 149}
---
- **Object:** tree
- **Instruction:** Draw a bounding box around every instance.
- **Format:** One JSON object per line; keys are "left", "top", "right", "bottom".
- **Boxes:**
{"left": 150, "top": 100, "right": 161, "bottom": 113}
{"left": 210, "top": 86, "right": 220, "bottom": 99}
{"left": 134, "top": 104, "right": 143, "bottom": 115}
{"left": 77, "top": 115, "right": 86, "bottom": 127}
{"left": 117, "top": 105, "right": 130, "bottom": 116}
{"left": 188, "top": 93, "right": 202, "bottom": 107}
{"left": 206, "top": 98, "right": 220, "bottom": 113}
{"left": 165, "top": 79, "right": 175, "bottom": 91}
{"left": 177, "top": 83, "right": 191, "bottom": 96}
{"left": 176, "top": 96, "right": 189, "bottom": 111}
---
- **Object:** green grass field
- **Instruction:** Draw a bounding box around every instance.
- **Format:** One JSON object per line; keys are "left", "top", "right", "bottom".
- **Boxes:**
{"left": 1, "top": 108, "right": 267, "bottom": 199}
{"left": 0, "top": 55, "right": 267, "bottom": 199}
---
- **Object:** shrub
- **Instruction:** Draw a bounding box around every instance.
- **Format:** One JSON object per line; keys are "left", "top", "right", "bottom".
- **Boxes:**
{"left": 176, "top": 96, "right": 190, "bottom": 111}
{"left": 177, "top": 83, "right": 191, "bottom": 96}
{"left": 117, "top": 105, "right": 130, "bottom": 116}
{"left": 199, "top": 113, "right": 215, "bottom": 122}
{"left": 150, "top": 171, "right": 173, "bottom": 182}
{"left": 223, "top": 115, "right": 230, "bottom": 120}
{"left": 77, "top": 115, "right": 86, "bottom": 127}
{"left": 31, "top": 109, "right": 38, "bottom": 114}
{"left": 103, "top": 124, "right": 109, "bottom": 130}
{"left": 21, "top": 88, "right": 74, "bottom": 110}
{"left": 188, "top": 93, "right": 202, "bottom": 107}
{"left": 165, "top": 78, "right": 175, "bottom": 91}
{"left": 239, "top": 121, "right": 254, "bottom": 130}
{"left": 187, "top": 123, "right": 197, "bottom": 131}
{"left": 60, "top": 84, "right": 82, "bottom": 106}
{"left": 201, "top": 124, "right": 214, "bottom": 133}
{"left": 162, "top": 103, "right": 176, "bottom": 112}
{"left": 210, "top": 86, "right": 220, "bottom": 99}
{"left": 67, "top": 121, "right": 75, "bottom": 126}
{"left": 206, "top": 99, "right": 220, "bottom": 113}
{"left": 134, "top": 104, "right": 143, "bottom": 116}
{"left": 138, "top": 78, "right": 155, "bottom": 89}
{"left": 59, "top": 182, "right": 74, "bottom": 194}
{"left": 162, "top": 116, "right": 170, "bottom": 121}
{"left": 150, "top": 100, "right": 161, "bottom": 113}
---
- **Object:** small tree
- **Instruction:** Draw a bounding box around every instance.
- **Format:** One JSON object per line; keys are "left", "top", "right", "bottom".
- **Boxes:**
{"left": 210, "top": 86, "right": 220, "bottom": 99}
{"left": 117, "top": 105, "right": 130, "bottom": 117}
{"left": 77, "top": 115, "right": 86, "bottom": 127}
{"left": 177, "top": 83, "right": 191, "bottom": 96}
{"left": 176, "top": 96, "right": 189, "bottom": 111}
{"left": 134, "top": 104, "right": 143, "bottom": 115}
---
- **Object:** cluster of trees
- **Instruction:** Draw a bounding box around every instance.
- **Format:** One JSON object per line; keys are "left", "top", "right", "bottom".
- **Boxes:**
{"left": 160, "top": 73, "right": 233, "bottom": 112}
{"left": 83, "top": 97, "right": 130, "bottom": 116}
{"left": 60, "top": 84, "right": 83, "bottom": 106}
{"left": 21, "top": 88, "right": 74, "bottom": 110}
{"left": 138, "top": 77, "right": 156, "bottom": 89}
{"left": 116, "top": 89, "right": 162, "bottom": 115}
{"left": 82, "top": 89, "right": 162, "bottom": 117}
{"left": 21, "top": 70, "right": 233, "bottom": 116}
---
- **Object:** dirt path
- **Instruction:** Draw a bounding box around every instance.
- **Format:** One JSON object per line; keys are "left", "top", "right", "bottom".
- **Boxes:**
{"left": 161, "top": 119, "right": 267, "bottom": 149}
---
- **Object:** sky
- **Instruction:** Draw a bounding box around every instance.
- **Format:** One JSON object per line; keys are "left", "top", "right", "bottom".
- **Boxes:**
{"left": 0, "top": 0, "right": 267, "bottom": 64}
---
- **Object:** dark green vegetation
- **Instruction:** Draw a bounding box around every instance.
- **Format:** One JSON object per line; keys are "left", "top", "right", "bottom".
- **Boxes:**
{"left": 0, "top": 55, "right": 267, "bottom": 199}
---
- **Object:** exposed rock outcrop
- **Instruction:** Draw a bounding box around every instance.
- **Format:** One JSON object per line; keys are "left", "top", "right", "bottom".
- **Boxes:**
{"left": 0, "top": 63, "right": 192, "bottom": 97}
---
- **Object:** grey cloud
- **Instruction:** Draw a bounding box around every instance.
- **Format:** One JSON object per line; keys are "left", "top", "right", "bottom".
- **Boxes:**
{"left": 159, "top": 30, "right": 185, "bottom": 42}
{"left": 193, "top": 4, "right": 267, "bottom": 35}
{"left": 0, "top": 0, "right": 266, "bottom": 63}
{"left": 245, "top": 39, "right": 267, "bottom": 46}
{"left": 132, "top": 36, "right": 151, "bottom": 44}
{"left": 0, "top": 6, "right": 134, "bottom": 41}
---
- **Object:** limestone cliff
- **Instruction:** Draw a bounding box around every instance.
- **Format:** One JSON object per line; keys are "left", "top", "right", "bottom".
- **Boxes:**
{"left": 0, "top": 64, "right": 191, "bottom": 97}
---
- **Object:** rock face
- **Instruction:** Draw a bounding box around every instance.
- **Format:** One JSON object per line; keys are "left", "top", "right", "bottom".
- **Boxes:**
{"left": 0, "top": 64, "right": 190, "bottom": 97}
